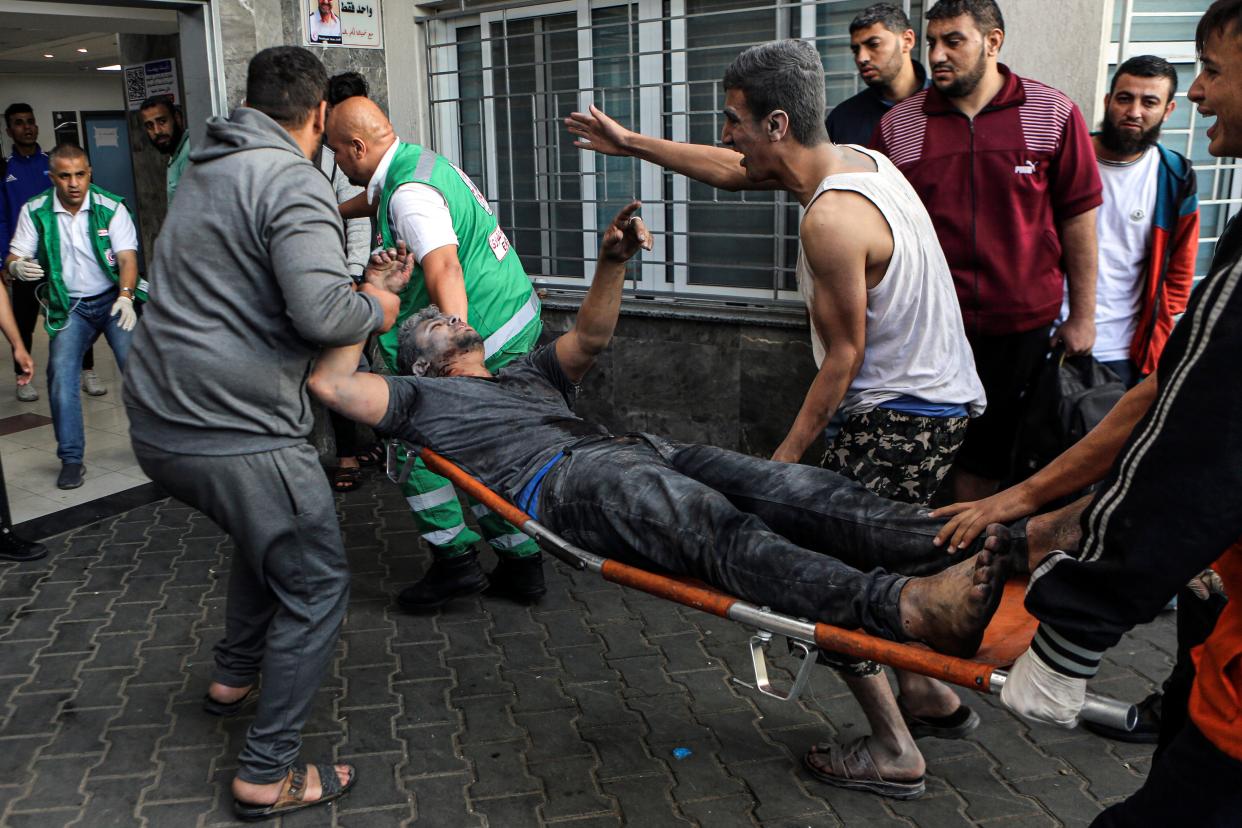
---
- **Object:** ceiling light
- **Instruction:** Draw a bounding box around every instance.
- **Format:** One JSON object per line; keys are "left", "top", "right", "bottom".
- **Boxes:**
{"left": 43, "top": 53, "right": 54, "bottom": 58}
{"left": 77, "top": 48, "right": 89, "bottom": 53}
{"left": 96, "top": 64, "right": 121, "bottom": 71}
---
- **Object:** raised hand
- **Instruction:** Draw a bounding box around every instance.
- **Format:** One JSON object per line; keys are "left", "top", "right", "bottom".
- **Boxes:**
{"left": 565, "top": 105, "right": 636, "bottom": 157}
{"left": 600, "top": 200, "right": 653, "bottom": 263}
{"left": 364, "top": 240, "right": 414, "bottom": 295}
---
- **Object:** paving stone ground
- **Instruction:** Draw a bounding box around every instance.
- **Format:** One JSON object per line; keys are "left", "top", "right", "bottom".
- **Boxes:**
{"left": 0, "top": 470, "right": 1172, "bottom": 827}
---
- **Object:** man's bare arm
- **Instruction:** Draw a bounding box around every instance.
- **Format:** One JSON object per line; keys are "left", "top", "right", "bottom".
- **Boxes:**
{"left": 308, "top": 340, "right": 391, "bottom": 427}
{"left": 932, "top": 372, "right": 1159, "bottom": 548}
{"left": 421, "top": 246, "right": 469, "bottom": 319}
{"left": 564, "top": 105, "right": 779, "bottom": 192}
{"left": 339, "top": 190, "right": 378, "bottom": 221}
{"left": 1052, "top": 207, "right": 1099, "bottom": 355}
{"left": 0, "top": 281, "right": 32, "bottom": 384}
{"left": 771, "top": 193, "right": 872, "bottom": 463}
{"left": 117, "top": 250, "right": 139, "bottom": 293}
{"left": 555, "top": 201, "right": 652, "bottom": 383}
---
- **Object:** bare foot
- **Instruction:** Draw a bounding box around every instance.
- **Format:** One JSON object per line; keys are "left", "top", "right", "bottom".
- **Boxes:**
{"left": 339, "top": 456, "right": 360, "bottom": 470}
{"left": 207, "top": 681, "right": 251, "bottom": 705}
{"left": 232, "top": 764, "right": 353, "bottom": 806}
{"left": 898, "top": 547, "right": 1010, "bottom": 658}
{"left": 896, "top": 672, "right": 961, "bottom": 718}
{"left": 1023, "top": 494, "right": 1089, "bottom": 572}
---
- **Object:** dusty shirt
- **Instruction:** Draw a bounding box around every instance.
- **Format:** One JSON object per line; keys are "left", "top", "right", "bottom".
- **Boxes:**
{"left": 377, "top": 340, "right": 609, "bottom": 500}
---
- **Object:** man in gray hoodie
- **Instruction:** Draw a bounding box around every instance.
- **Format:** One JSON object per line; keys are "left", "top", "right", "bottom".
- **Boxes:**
{"left": 123, "top": 46, "right": 405, "bottom": 820}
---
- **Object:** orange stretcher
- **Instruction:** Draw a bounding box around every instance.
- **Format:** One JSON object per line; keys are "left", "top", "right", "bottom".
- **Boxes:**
{"left": 392, "top": 444, "right": 1136, "bottom": 731}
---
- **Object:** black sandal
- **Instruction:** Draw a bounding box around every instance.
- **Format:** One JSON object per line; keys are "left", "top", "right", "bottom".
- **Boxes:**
{"left": 355, "top": 443, "right": 386, "bottom": 467}
{"left": 331, "top": 465, "right": 362, "bottom": 493}
{"left": 234, "top": 761, "right": 356, "bottom": 822}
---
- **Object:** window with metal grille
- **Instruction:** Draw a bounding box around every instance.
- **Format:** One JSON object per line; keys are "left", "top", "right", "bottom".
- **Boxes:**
{"left": 1111, "top": 0, "right": 1234, "bottom": 284}
{"left": 424, "top": 0, "right": 923, "bottom": 307}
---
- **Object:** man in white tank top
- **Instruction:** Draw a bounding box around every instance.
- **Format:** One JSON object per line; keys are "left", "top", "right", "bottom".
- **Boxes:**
{"left": 567, "top": 39, "right": 985, "bottom": 800}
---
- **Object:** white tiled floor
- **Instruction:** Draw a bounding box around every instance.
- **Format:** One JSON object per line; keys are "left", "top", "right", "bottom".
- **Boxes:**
{"left": 1, "top": 326, "right": 149, "bottom": 525}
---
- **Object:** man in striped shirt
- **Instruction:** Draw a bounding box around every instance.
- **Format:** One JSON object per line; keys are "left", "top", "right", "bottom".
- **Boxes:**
{"left": 872, "top": 0, "right": 1103, "bottom": 504}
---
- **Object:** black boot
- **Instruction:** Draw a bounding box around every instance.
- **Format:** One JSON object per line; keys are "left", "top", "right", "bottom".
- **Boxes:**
{"left": 486, "top": 553, "right": 546, "bottom": 605}
{"left": 397, "top": 551, "right": 489, "bottom": 612}
{"left": 0, "top": 526, "right": 46, "bottom": 562}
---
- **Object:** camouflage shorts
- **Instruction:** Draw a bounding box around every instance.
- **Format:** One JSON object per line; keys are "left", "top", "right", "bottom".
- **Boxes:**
{"left": 821, "top": 407, "right": 969, "bottom": 506}
{"left": 815, "top": 407, "right": 967, "bottom": 677}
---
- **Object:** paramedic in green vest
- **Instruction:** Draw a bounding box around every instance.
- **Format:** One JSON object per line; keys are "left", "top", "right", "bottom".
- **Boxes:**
{"left": 4, "top": 143, "right": 142, "bottom": 491}
{"left": 326, "top": 96, "right": 545, "bottom": 610}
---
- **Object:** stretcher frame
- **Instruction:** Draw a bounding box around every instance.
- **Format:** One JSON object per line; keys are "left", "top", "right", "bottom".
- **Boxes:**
{"left": 389, "top": 442, "right": 1136, "bottom": 732}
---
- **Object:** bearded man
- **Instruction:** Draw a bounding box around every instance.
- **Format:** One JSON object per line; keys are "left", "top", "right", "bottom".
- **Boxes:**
{"left": 1059, "top": 55, "right": 1199, "bottom": 388}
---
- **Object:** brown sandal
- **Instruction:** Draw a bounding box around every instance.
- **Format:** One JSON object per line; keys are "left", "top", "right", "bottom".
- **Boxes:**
{"left": 803, "top": 738, "right": 925, "bottom": 800}
{"left": 233, "top": 761, "right": 356, "bottom": 822}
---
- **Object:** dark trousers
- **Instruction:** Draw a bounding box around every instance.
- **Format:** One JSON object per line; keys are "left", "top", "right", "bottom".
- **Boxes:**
{"left": 10, "top": 279, "right": 93, "bottom": 375}
{"left": 133, "top": 440, "right": 349, "bottom": 784}
{"left": 1091, "top": 721, "right": 1242, "bottom": 827}
{"left": 538, "top": 436, "right": 1003, "bottom": 641}
{"left": 955, "top": 326, "right": 1050, "bottom": 481}
{"left": 1157, "top": 589, "right": 1227, "bottom": 758}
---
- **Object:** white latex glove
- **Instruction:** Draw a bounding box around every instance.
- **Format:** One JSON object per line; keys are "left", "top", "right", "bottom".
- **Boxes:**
{"left": 7, "top": 258, "right": 44, "bottom": 282}
{"left": 111, "top": 295, "right": 137, "bottom": 331}
{"left": 1000, "top": 648, "right": 1086, "bottom": 728}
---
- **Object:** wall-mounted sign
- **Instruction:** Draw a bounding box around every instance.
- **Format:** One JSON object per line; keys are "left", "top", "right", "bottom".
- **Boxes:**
{"left": 304, "top": 0, "right": 382, "bottom": 49}
{"left": 123, "top": 59, "right": 180, "bottom": 111}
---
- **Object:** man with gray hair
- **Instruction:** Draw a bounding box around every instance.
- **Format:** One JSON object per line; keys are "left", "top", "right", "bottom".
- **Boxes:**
{"left": 566, "top": 39, "right": 984, "bottom": 797}
{"left": 826, "top": 3, "right": 929, "bottom": 146}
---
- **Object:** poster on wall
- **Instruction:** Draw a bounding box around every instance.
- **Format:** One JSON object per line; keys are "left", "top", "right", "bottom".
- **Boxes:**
{"left": 304, "top": 0, "right": 382, "bottom": 49}
{"left": 123, "top": 59, "right": 180, "bottom": 111}
{"left": 52, "top": 111, "right": 81, "bottom": 147}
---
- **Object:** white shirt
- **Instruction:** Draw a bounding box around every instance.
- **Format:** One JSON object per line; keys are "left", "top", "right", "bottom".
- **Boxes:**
{"left": 367, "top": 139, "right": 459, "bottom": 264}
{"left": 308, "top": 12, "right": 341, "bottom": 42}
{"left": 9, "top": 190, "right": 138, "bottom": 298}
{"left": 1058, "top": 147, "right": 1160, "bottom": 362}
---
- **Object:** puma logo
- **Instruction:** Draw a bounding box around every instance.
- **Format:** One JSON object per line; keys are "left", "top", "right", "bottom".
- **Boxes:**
{"left": 1014, "top": 160, "right": 1038, "bottom": 175}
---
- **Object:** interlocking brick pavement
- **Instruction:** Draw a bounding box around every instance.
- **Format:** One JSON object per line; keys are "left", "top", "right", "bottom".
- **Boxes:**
{"left": 0, "top": 471, "right": 1172, "bottom": 826}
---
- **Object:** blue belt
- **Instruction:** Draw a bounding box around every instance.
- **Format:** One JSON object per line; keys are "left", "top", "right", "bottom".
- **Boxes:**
{"left": 515, "top": 450, "right": 565, "bottom": 521}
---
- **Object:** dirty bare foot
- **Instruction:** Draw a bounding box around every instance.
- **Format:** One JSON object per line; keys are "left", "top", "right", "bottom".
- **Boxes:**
{"left": 207, "top": 681, "right": 251, "bottom": 705}
{"left": 1023, "top": 494, "right": 1089, "bottom": 572}
{"left": 898, "top": 547, "right": 1010, "bottom": 658}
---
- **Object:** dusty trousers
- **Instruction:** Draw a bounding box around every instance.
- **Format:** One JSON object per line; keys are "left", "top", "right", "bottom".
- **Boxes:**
{"left": 133, "top": 441, "right": 348, "bottom": 784}
{"left": 536, "top": 436, "right": 1005, "bottom": 641}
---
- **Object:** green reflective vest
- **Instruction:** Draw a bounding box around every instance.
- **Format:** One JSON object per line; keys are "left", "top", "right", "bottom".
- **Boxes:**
{"left": 26, "top": 184, "right": 146, "bottom": 337}
{"left": 376, "top": 143, "right": 540, "bottom": 372}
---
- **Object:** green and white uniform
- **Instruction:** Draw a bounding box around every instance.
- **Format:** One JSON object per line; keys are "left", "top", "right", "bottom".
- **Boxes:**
{"left": 25, "top": 184, "right": 147, "bottom": 337}
{"left": 375, "top": 142, "right": 542, "bottom": 560}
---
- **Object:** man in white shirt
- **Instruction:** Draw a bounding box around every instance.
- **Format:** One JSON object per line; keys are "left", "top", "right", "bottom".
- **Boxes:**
{"left": 4, "top": 144, "right": 140, "bottom": 489}
{"left": 1059, "top": 55, "right": 1199, "bottom": 388}
{"left": 307, "top": 0, "right": 342, "bottom": 43}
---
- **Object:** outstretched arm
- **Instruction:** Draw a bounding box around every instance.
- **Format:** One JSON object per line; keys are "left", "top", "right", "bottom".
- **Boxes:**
{"left": 564, "top": 105, "right": 778, "bottom": 192}
{"left": 932, "top": 373, "right": 1159, "bottom": 548}
{"left": 554, "top": 201, "right": 652, "bottom": 383}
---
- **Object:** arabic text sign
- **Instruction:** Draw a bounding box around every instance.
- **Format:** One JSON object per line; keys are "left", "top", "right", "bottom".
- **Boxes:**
{"left": 305, "top": 0, "right": 382, "bottom": 49}
{"left": 124, "top": 59, "right": 179, "bottom": 111}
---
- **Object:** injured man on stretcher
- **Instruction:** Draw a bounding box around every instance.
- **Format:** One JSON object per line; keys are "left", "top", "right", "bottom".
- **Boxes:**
{"left": 309, "top": 202, "right": 1079, "bottom": 658}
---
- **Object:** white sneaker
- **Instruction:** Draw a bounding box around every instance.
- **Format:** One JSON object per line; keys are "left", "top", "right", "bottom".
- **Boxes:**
{"left": 81, "top": 369, "right": 107, "bottom": 396}
{"left": 15, "top": 383, "right": 37, "bottom": 402}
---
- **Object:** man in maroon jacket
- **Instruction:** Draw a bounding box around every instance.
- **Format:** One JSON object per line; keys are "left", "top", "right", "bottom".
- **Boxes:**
{"left": 873, "top": 0, "right": 1103, "bottom": 502}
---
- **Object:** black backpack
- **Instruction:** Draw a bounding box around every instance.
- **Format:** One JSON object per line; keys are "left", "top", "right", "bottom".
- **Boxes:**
{"left": 1009, "top": 345, "right": 1126, "bottom": 490}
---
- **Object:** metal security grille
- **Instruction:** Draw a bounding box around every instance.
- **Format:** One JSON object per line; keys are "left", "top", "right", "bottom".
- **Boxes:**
{"left": 424, "top": 0, "right": 921, "bottom": 307}
{"left": 1111, "top": 0, "right": 1233, "bottom": 282}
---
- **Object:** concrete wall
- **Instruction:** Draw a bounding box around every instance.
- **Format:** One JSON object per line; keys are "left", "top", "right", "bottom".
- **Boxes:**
{"left": 539, "top": 302, "right": 819, "bottom": 458}
{"left": 0, "top": 72, "right": 125, "bottom": 157}
{"left": 995, "top": 0, "right": 1115, "bottom": 126}
{"left": 217, "top": 0, "right": 391, "bottom": 115}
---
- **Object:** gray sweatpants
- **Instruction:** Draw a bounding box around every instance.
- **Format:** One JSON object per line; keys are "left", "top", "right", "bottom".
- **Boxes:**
{"left": 133, "top": 441, "right": 348, "bottom": 784}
